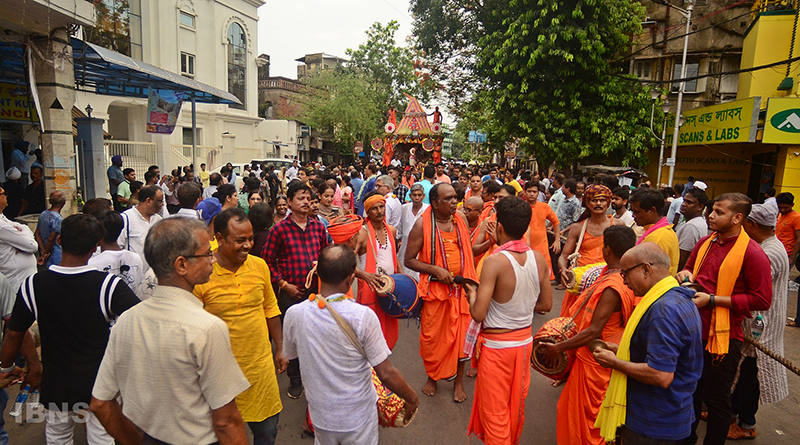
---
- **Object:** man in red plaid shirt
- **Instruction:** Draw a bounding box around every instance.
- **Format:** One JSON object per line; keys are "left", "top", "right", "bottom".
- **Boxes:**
{"left": 262, "top": 181, "right": 329, "bottom": 399}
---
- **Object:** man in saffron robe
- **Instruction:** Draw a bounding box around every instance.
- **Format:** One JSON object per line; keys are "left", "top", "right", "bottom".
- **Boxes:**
{"left": 523, "top": 181, "right": 561, "bottom": 280}
{"left": 541, "top": 225, "right": 637, "bottom": 445}
{"left": 405, "top": 183, "right": 479, "bottom": 403}
{"left": 558, "top": 185, "right": 620, "bottom": 316}
{"left": 466, "top": 197, "right": 552, "bottom": 444}
{"left": 355, "top": 192, "right": 401, "bottom": 350}
{"left": 630, "top": 188, "right": 680, "bottom": 274}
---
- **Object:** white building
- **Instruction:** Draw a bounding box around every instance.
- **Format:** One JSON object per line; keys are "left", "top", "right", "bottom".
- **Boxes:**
{"left": 78, "top": 0, "right": 274, "bottom": 173}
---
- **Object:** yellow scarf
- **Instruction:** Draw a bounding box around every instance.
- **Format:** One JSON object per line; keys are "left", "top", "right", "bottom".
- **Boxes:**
{"left": 595, "top": 276, "right": 679, "bottom": 441}
{"left": 691, "top": 229, "right": 749, "bottom": 355}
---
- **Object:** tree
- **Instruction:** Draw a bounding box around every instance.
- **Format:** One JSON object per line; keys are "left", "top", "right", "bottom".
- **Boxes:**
{"left": 411, "top": 0, "right": 658, "bottom": 167}
{"left": 300, "top": 70, "right": 383, "bottom": 154}
{"left": 346, "top": 21, "right": 436, "bottom": 112}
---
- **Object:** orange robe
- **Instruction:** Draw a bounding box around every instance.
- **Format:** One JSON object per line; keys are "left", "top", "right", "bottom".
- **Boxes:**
{"left": 525, "top": 201, "right": 559, "bottom": 280}
{"left": 418, "top": 207, "right": 478, "bottom": 380}
{"left": 357, "top": 221, "right": 399, "bottom": 350}
{"left": 475, "top": 213, "right": 498, "bottom": 272}
{"left": 561, "top": 216, "right": 611, "bottom": 316}
{"left": 468, "top": 328, "right": 532, "bottom": 445}
{"left": 556, "top": 270, "right": 635, "bottom": 445}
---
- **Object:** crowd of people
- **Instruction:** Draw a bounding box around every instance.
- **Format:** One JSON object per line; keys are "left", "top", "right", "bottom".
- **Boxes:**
{"left": 0, "top": 153, "right": 796, "bottom": 445}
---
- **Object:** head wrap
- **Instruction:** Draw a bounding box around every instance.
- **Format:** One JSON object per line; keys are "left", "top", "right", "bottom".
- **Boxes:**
{"left": 14, "top": 140, "right": 29, "bottom": 151}
{"left": 5, "top": 167, "right": 20, "bottom": 181}
{"left": 693, "top": 180, "right": 708, "bottom": 191}
{"left": 364, "top": 194, "right": 386, "bottom": 213}
{"left": 327, "top": 214, "right": 364, "bottom": 243}
{"left": 583, "top": 184, "right": 612, "bottom": 205}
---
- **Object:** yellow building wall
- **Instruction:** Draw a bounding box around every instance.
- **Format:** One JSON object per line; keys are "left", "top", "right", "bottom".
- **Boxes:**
{"left": 643, "top": 143, "right": 775, "bottom": 198}
{"left": 737, "top": 11, "right": 800, "bottom": 103}
{"left": 775, "top": 145, "right": 800, "bottom": 196}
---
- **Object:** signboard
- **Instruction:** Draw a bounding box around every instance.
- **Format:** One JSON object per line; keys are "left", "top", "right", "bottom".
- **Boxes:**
{"left": 146, "top": 89, "right": 185, "bottom": 134}
{"left": 468, "top": 130, "right": 487, "bottom": 143}
{"left": 763, "top": 97, "right": 800, "bottom": 144}
{"left": 0, "top": 81, "right": 38, "bottom": 124}
{"left": 301, "top": 125, "right": 311, "bottom": 136}
{"left": 665, "top": 97, "right": 760, "bottom": 146}
{"left": 665, "top": 157, "right": 676, "bottom": 167}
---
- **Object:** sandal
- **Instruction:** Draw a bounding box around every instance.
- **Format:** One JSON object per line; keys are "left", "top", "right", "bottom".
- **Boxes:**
{"left": 787, "top": 318, "right": 800, "bottom": 327}
{"left": 727, "top": 423, "right": 756, "bottom": 440}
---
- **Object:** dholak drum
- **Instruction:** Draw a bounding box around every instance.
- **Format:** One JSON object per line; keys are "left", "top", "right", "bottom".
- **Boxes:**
{"left": 374, "top": 274, "right": 423, "bottom": 319}
{"left": 531, "top": 317, "right": 580, "bottom": 380}
{"left": 373, "top": 369, "right": 416, "bottom": 427}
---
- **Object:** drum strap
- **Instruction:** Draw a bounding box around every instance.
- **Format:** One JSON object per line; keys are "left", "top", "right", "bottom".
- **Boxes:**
{"left": 566, "top": 220, "right": 588, "bottom": 269}
{"left": 318, "top": 296, "right": 368, "bottom": 360}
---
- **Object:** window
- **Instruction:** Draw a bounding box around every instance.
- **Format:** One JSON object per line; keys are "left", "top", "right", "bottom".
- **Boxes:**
{"left": 672, "top": 62, "right": 699, "bottom": 93}
{"left": 180, "top": 11, "right": 195, "bottom": 28}
{"left": 227, "top": 23, "right": 247, "bottom": 109}
{"left": 635, "top": 61, "right": 652, "bottom": 80}
{"left": 181, "top": 52, "right": 195, "bottom": 77}
{"left": 87, "top": 0, "right": 142, "bottom": 59}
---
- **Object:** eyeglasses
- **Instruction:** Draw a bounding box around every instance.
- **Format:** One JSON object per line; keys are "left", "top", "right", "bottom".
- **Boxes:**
{"left": 620, "top": 262, "right": 651, "bottom": 278}
{"left": 184, "top": 250, "right": 215, "bottom": 260}
{"left": 463, "top": 207, "right": 481, "bottom": 213}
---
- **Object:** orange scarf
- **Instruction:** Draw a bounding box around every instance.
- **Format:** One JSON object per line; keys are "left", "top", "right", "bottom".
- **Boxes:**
{"left": 418, "top": 207, "right": 478, "bottom": 297}
{"left": 692, "top": 229, "right": 750, "bottom": 355}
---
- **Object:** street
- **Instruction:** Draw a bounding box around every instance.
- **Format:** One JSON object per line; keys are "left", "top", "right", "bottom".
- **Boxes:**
{"left": 4, "top": 284, "right": 800, "bottom": 444}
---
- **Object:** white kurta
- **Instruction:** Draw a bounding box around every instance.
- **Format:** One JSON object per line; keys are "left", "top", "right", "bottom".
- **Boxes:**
{"left": 396, "top": 202, "right": 428, "bottom": 280}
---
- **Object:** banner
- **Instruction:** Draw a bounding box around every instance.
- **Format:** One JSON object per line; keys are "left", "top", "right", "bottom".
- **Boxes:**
{"left": 146, "top": 89, "right": 185, "bottom": 134}
{"left": 763, "top": 97, "right": 800, "bottom": 144}
{"left": 665, "top": 97, "right": 760, "bottom": 146}
{"left": 0, "top": 81, "right": 39, "bottom": 124}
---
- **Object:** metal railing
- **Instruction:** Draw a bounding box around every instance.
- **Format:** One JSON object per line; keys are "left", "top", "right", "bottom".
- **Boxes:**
{"left": 104, "top": 141, "right": 157, "bottom": 175}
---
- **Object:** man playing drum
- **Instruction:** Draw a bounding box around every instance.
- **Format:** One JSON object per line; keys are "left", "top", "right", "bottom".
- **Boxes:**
{"left": 465, "top": 197, "right": 552, "bottom": 444}
{"left": 558, "top": 185, "right": 621, "bottom": 316}
{"left": 355, "top": 191, "right": 403, "bottom": 350}
{"left": 541, "top": 225, "right": 637, "bottom": 445}
{"left": 405, "top": 183, "right": 479, "bottom": 403}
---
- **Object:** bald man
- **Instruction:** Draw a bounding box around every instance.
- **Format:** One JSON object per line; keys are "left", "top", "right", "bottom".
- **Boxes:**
{"left": 463, "top": 196, "right": 484, "bottom": 243}
{"left": 594, "top": 243, "right": 703, "bottom": 444}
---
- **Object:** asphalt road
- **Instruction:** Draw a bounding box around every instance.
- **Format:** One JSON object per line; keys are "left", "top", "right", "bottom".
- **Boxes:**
{"left": 5, "top": 281, "right": 800, "bottom": 444}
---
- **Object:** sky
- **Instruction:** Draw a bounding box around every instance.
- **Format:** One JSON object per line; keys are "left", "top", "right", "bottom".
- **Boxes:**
{"left": 257, "top": 0, "right": 415, "bottom": 79}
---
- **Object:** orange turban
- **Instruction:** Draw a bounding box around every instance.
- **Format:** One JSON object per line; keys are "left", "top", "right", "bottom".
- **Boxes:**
{"left": 364, "top": 194, "right": 386, "bottom": 213}
{"left": 328, "top": 214, "right": 364, "bottom": 244}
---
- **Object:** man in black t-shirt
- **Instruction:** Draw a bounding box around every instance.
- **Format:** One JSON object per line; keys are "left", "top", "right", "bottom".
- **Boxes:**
{"left": 0, "top": 214, "right": 139, "bottom": 444}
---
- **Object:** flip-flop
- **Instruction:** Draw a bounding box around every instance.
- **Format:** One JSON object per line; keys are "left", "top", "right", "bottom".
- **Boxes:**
{"left": 786, "top": 318, "right": 800, "bottom": 327}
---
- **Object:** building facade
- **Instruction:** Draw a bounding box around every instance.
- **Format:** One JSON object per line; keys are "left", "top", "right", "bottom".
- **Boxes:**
{"left": 78, "top": 0, "right": 272, "bottom": 174}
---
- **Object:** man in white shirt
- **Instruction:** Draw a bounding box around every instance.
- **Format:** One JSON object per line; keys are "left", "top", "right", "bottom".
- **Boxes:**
{"left": 0, "top": 184, "right": 37, "bottom": 291}
{"left": 548, "top": 173, "right": 566, "bottom": 214}
{"left": 675, "top": 188, "right": 709, "bottom": 270}
{"left": 286, "top": 160, "right": 299, "bottom": 181}
{"left": 88, "top": 210, "right": 147, "bottom": 300}
{"left": 611, "top": 187, "right": 635, "bottom": 227}
{"left": 91, "top": 218, "right": 250, "bottom": 445}
{"left": 172, "top": 182, "right": 203, "bottom": 220}
{"left": 283, "top": 244, "right": 418, "bottom": 444}
{"left": 397, "top": 184, "right": 428, "bottom": 280}
{"left": 375, "top": 175, "right": 401, "bottom": 229}
{"left": 119, "top": 186, "right": 164, "bottom": 266}
{"left": 202, "top": 173, "right": 222, "bottom": 200}
{"left": 666, "top": 183, "right": 684, "bottom": 225}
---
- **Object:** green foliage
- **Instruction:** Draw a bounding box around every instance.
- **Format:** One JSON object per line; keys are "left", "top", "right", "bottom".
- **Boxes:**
{"left": 345, "top": 21, "right": 436, "bottom": 112}
{"left": 301, "top": 71, "right": 383, "bottom": 154}
{"left": 411, "top": 0, "right": 657, "bottom": 167}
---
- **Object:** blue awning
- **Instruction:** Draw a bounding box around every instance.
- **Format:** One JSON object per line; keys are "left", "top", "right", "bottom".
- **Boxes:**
{"left": 71, "top": 38, "right": 241, "bottom": 105}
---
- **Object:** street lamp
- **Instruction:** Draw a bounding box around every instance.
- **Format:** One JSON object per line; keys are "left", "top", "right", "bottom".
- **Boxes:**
{"left": 666, "top": 0, "right": 694, "bottom": 186}
{"left": 649, "top": 89, "right": 671, "bottom": 186}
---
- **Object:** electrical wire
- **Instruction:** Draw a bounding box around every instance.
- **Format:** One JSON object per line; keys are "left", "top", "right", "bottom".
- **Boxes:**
{"left": 628, "top": 54, "right": 800, "bottom": 85}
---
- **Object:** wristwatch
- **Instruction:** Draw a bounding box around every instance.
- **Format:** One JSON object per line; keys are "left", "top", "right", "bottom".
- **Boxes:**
{"left": 708, "top": 293, "right": 716, "bottom": 308}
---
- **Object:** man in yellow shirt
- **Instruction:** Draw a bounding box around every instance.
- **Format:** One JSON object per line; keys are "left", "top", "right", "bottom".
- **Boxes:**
{"left": 504, "top": 168, "right": 523, "bottom": 195}
{"left": 630, "top": 188, "right": 680, "bottom": 274}
{"left": 194, "top": 207, "right": 288, "bottom": 445}
{"left": 199, "top": 162, "right": 210, "bottom": 189}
